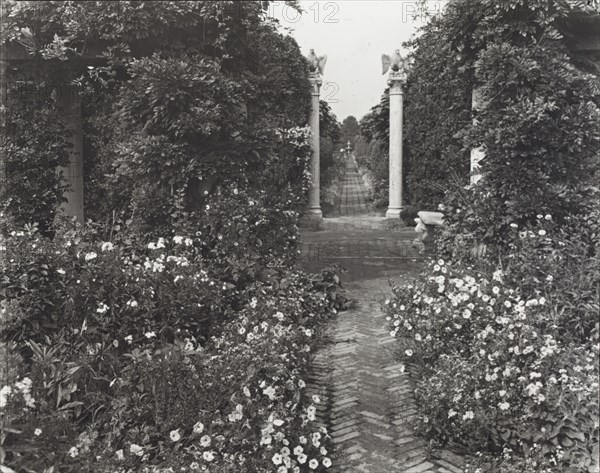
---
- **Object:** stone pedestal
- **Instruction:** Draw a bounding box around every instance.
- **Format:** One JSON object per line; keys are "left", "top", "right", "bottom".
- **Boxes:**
{"left": 308, "top": 72, "right": 322, "bottom": 218}
{"left": 415, "top": 211, "right": 444, "bottom": 254}
{"left": 386, "top": 70, "right": 406, "bottom": 219}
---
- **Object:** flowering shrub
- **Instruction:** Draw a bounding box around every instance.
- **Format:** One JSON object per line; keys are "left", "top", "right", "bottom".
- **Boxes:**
{"left": 1, "top": 222, "right": 339, "bottom": 472}
{"left": 385, "top": 214, "right": 599, "bottom": 471}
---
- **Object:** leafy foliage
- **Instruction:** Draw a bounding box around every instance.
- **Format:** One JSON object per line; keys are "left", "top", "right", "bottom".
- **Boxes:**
{"left": 386, "top": 215, "right": 599, "bottom": 471}
{"left": 434, "top": 0, "right": 600, "bottom": 257}
{"left": 1, "top": 221, "right": 341, "bottom": 472}
{"left": 2, "top": 1, "right": 313, "bottom": 234}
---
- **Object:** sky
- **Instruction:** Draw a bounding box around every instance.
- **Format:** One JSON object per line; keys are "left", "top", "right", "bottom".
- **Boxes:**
{"left": 269, "top": 1, "right": 442, "bottom": 122}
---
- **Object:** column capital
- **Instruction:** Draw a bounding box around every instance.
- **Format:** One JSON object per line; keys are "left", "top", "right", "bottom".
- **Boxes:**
{"left": 387, "top": 70, "right": 407, "bottom": 88}
{"left": 309, "top": 71, "right": 322, "bottom": 93}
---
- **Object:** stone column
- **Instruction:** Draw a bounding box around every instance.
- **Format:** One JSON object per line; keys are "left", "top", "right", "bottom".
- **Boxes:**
{"left": 470, "top": 87, "right": 484, "bottom": 184}
{"left": 57, "top": 83, "right": 84, "bottom": 222}
{"left": 308, "top": 71, "right": 322, "bottom": 218}
{"left": 386, "top": 70, "right": 406, "bottom": 219}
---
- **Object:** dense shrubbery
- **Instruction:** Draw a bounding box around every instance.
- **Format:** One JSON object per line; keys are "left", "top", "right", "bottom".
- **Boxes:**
{"left": 1, "top": 219, "right": 340, "bottom": 472}
{"left": 1, "top": 1, "right": 312, "bottom": 234}
{"left": 0, "top": 2, "right": 344, "bottom": 472}
{"left": 353, "top": 134, "right": 388, "bottom": 208}
{"left": 386, "top": 212, "right": 599, "bottom": 471}
{"left": 318, "top": 101, "right": 345, "bottom": 213}
{"left": 0, "top": 84, "right": 70, "bottom": 234}
{"left": 384, "top": 0, "right": 600, "bottom": 471}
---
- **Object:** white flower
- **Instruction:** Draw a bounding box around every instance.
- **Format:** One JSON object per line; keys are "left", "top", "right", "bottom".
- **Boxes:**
{"left": 309, "top": 459, "right": 319, "bottom": 469}
{"left": 405, "top": 349, "right": 413, "bottom": 357}
{"left": 96, "top": 303, "right": 109, "bottom": 314}
{"left": 200, "top": 435, "right": 211, "bottom": 447}
{"left": 462, "top": 309, "right": 472, "bottom": 319}
{"left": 448, "top": 409, "right": 457, "bottom": 418}
{"left": 156, "top": 238, "right": 165, "bottom": 249}
{"left": 145, "top": 331, "right": 156, "bottom": 339}
{"left": 294, "top": 446, "right": 304, "bottom": 455}
{"left": 148, "top": 242, "right": 157, "bottom": 250}
{"left": 545, "top": 214, "right": 552, "bottom": 220}
{"left": 203, "top": 451, "right": 214, "bottom": 462}
{"left": 273, "top": 419, "right": 284, "bottom": 427}
{"left": 538, "top": 229, "right": 547, "bottom": 236}
{"left": 57, "top": 268, "right": 66, "bottom": 275}
{"left": 173, "top": 236, "right": 183, "bottom": 244}
{"left": 84, "top": 252, "right": 97, "bottom": 261}
{"left": 323, "top": 457, "right": 332, "bottom": 468}
{"left": 462, "top": 411, "right": 474, "bottom": 420}
{"left": 297, "top": 453, "right": 307, "bottom": 464}
{"left": 243, "top": 386, "right": 251, "bottom": 397}
{"left": 250, "top": 297, "right": 258, "bottom": 309}
{"left": 34, "top": 428, "right": 42, "bottom": 436}
{"left": 125, "top": 335, "right": 133, "bottom": 344}
{"left": 193, "top": 422, "right": 204, "bottom": 434}
{"left": 184, "top": 238, "right": 193, "bottom": 246}
{"left": 499, "top": 402, "right": 510, "bottom": 411}
{"left": 263, "top": 386, "right": 277, "bottom": 400}
{"left": 272, "top": 453, "right": 283, "bottom": 465}
{"left": 510, "top": 223, "right": 518, "bottom": 228}
{"left": 116, "top": 449, "right": 124, "bottom": 461}
{"left": 101, "top": 242, "right": 114, "bottom": 252}
{"left": 130, "top": 443, "right": 144, "bottom": 456}
{"left": 68, "top": 446, "right": 79, "bottom": 458}
{"left": 170, "top": 429, "right": 181, "bottom": 442}
{"left": 312, "top": 395, "right": 321, "bottom": 404}
{"left": 539, "top": 297, "right": 546, "bottom": 305}
{"left": 492, "top": 286, "right": 500, "bottom": 295}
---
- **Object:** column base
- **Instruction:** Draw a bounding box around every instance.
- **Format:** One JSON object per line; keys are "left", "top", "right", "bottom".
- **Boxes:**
{"left": 385, "top": 207, "right": 403, "bottom": 219}
{"left": 307, "top": 207, "right": 323, "bottom": 218}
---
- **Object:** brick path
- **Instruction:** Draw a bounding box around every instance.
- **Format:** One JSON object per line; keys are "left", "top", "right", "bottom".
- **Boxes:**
{"left": 300, "top": 160, "right": 465, "bottom": 472}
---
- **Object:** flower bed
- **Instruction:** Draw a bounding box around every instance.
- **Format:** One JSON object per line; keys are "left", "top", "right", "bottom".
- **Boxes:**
{"left": 385, "top": 214, "right": 599, "bottom": 471}
{"left": 1, "top": 223, "right": 340, "bottom": 472}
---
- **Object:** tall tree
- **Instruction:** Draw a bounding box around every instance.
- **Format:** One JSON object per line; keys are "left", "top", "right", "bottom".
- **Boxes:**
{"left": 339, "top": 115, "right": 361, "bottom": 149}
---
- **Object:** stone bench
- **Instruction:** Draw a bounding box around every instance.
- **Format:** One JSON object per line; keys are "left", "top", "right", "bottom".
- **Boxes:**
{"left": 414, "top": 211, "right": 444, "bottom": 254}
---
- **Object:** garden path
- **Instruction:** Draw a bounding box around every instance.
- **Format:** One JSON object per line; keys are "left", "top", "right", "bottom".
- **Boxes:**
{"left": 299, "top": 161, "right": 465, "bottom": 473}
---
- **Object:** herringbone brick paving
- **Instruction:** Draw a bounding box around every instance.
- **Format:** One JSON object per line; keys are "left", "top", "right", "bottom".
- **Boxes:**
{"left": 301, "top": 159, "right": 465, "bottom": 472}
